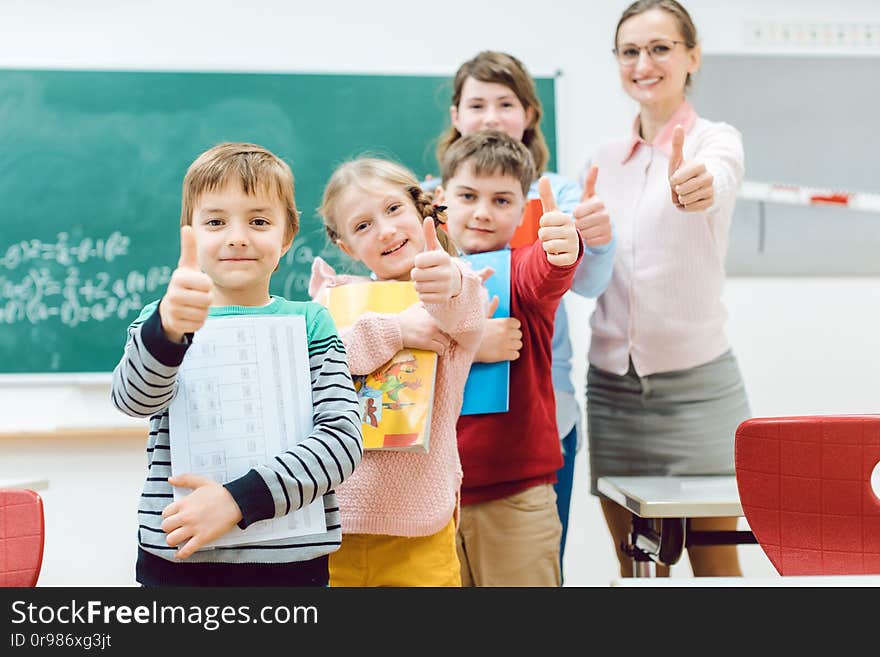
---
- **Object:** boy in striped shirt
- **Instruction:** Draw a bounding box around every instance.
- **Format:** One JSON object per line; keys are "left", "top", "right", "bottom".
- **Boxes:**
{"left": 111, "top": 142, "right": 362, "bottom": 586}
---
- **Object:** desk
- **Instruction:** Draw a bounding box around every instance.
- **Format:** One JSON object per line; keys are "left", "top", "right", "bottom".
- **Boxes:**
{"left": 597, "top": 475, "right": 757, "bottom": 577}
{"left": 0, "top": 476, "right": 49, "bottom": 490}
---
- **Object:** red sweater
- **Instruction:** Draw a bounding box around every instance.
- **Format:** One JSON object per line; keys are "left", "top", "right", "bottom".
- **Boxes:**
{"left": 457, "top": 239, "right": 583, "bottom": 506}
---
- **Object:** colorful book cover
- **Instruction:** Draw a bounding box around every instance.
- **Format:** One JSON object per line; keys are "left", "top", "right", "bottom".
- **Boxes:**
{"left": 460, "top": 249, "right": 511, "bottom": 415}
{"left": 320, "top": 281, "right": 436, "bottom": 452}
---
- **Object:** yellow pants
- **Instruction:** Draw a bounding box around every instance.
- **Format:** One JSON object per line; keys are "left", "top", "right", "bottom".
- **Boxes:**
{"left": 329, "top": 517, "right": 461, "bottom": 587}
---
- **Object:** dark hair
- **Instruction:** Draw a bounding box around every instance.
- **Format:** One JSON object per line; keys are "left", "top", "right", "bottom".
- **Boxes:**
{"left": 616, "top": 0, "right": 699, "bottom": 88}
{"left": 436, "top": 51, "right": 548, "bottom": 177}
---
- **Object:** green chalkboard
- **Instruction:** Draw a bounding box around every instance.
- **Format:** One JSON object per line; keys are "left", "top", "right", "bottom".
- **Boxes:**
{"left": 0, "top": 68, "right": 557, "bottom": 374}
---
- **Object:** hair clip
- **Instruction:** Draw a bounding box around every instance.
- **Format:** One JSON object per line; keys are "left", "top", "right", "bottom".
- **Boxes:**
{"left": 432, "top": 205, "right": 447, "bottom": 224}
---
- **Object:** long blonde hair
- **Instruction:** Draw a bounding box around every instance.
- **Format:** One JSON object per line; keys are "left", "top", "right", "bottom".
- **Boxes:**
{"left": 318, "top": 157, "right": 458, "bottom": 257}
{"left": 436, "top": 51, "right": 549, "bottom": 177}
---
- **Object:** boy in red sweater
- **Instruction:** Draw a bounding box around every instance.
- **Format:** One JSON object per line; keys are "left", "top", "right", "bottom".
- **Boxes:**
{"left": 434, "top": 130, "right": 583, "bottom": 586}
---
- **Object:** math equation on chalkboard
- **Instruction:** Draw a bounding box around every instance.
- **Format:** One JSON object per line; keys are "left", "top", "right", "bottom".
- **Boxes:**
{"left": 0, "top": 231, "right": 171, "bottom": 328}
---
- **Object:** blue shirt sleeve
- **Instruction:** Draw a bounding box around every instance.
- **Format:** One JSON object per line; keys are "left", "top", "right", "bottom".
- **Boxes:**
{"left": 550, "top": 175, "right": 582, "bottom": 215}
{"left": 570, "top": 232, "right": 616, "bottom": 298}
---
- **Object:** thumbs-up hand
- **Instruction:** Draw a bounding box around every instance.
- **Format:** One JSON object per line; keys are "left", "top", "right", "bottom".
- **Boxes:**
{"left": 537, "top": 177, "right": 580, "bottom": 267}
{"left": 668, "top": 124, "right": 714, "bottom": 212}
{"left": 572, "top": 165, "right": 613, "bottom": 249}
{"left": 411, "top": 216, "right": 462, "bottom": 304}
{"left": 159, "top": 225, "right": 214, "bottom": 343}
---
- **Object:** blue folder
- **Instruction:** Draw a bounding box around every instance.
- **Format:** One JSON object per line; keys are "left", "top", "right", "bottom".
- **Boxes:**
{"left": 460, "top": 249, "right": 511, "bottom": 415}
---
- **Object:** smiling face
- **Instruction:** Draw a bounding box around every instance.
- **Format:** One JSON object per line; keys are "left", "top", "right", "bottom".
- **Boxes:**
{"left": 333, "top": 183, "right": 426, "bottom": 281}
{"left": 616, "top": 8, "right": 700, "bottom": 116}
{"left": 437, "top": 162, "right": 525, "bottom": 255}
{"left": 451, "top": 77, "right": 535, "bottom": 143}
{"left": 191, "top": 180, "right": 292, "bottom": 306}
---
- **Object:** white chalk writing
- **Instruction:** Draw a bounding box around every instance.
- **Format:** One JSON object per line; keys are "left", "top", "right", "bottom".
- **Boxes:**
{"left": 282, "top": 243, "right": 315, "bottom": 299}
{"left": 1, "top": 231, "right": 130, "bottom": 270}
{"left": 0, "top": 264, "right": 172, "bottom": 327}
{"left": 0, "top": 234, "right": 315, "bottom": 329}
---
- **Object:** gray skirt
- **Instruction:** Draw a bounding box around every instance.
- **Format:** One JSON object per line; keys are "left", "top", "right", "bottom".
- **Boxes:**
{"left": 586, "top": 350, "right": 751, "bottom": 496}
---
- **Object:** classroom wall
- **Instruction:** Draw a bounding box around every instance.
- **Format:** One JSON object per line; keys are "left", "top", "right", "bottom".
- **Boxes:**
{"left": 1, "top": 0, "right": 878, "bottom": 586}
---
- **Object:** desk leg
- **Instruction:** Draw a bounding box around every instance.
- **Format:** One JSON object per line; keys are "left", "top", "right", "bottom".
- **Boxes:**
{"left": 633, "top": 555, "right": 656, "bottom": 577}
{"left": 627, "top": 516, "right": 659, "bottom": 577}
{"left": 625, "top": 516, "right": 687, "bottom": 576}
{"left": 625, "top": 517, "right": 755, "bottom": 577}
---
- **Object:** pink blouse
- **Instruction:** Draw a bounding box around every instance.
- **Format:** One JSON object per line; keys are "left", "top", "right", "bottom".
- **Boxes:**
{"left": 588, "top": 101, "right": 745, "bottom": 376}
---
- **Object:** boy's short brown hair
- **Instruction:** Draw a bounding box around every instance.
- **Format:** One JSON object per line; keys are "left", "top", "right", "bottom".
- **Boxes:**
{"left": 180, "top": 142, "right": 299, "bottom": 242}
{"left": 440, "top": 129, "right": 535, "bottom": 196}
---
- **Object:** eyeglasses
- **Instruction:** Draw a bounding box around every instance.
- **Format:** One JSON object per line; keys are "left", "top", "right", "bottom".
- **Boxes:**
{"left": 613, "top": 39, "right": 686, "bottom": 66}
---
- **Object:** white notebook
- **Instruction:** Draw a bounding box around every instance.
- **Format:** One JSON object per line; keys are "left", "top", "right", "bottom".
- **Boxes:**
{"left": 168, "top": 314, "right": 325, "bottom": 549}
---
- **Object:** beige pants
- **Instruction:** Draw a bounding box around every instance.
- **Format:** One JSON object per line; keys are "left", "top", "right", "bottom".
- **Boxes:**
{"left": 456, "top": 483, "right": 562, "bottom": 587}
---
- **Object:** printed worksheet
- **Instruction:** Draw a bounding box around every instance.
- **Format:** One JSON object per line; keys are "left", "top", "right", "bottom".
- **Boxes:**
{"left": 168, "top": 314, "right": 325, "bottom": 549}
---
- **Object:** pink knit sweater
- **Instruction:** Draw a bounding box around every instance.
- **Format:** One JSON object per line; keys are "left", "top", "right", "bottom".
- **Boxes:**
{"left": 308, "top": 257, "right": 487, "bottom": 537}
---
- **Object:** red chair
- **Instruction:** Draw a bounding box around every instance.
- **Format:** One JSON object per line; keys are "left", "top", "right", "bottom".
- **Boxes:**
{"left": 735, "top": 415, "right": 880, "bottom": 575}
{"left": 0, "top": 489, "right": 45, "bottom": 587}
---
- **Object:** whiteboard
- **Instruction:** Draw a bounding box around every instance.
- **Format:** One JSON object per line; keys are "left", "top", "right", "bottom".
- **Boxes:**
{"left": 690, "top": 54, "right": 880, "bottom": 276}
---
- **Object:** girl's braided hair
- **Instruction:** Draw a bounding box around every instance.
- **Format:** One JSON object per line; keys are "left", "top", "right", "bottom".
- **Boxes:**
{"left": 319, "top": 157, "right": 458, "bottom": 257}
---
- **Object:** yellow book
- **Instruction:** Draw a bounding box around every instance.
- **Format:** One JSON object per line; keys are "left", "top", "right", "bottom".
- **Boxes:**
{"left": 320, "top": 281, "right": 436, "bottom": 453}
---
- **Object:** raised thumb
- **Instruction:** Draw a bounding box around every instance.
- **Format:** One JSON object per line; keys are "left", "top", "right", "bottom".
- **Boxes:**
{"left": 668, "top": 124, "right": 685, "bottom": 176}
{"left": 582, "top": 165, "right": 598, "bottom": 202}
{"left": 422, "top": 216, "right": 440, "bottom": 251}
{"left": 538, "top": 176, "right": 557, "bottom": 213}
{"left": 178, "top": 225, "right": 199, "bottom": 270}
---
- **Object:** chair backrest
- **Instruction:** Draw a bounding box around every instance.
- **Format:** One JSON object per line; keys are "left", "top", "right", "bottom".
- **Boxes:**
{"left": 735, "top": 415, "right": 880, "bottom": 576}
{"left": 0, "top": 489, "right": 45, "bottom": 587}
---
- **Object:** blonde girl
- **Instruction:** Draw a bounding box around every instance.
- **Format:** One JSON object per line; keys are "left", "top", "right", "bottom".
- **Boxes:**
{"left": 309, "top": 157, "right": 487, "bottom": 586}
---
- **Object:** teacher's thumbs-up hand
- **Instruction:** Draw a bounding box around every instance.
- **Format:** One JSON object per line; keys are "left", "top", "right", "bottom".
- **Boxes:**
{"left": 537, "top": 176, "right": 580, "bottom": 267}
{"left": 411, "top": 216, "right": 461, "bottom": 304}
{"left": 572, "top": 165, "right": 613, "bottom": 248}
{"left": 668, "top": 124, "right": 714, "bottom": 212}
{"left": 159, "top": 225, "right": 214, "bottom": 343}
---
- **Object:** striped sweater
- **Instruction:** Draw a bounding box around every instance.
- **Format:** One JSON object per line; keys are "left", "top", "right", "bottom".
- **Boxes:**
{"left": 111, "top": 296, "right": 362, "bottom": 584}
